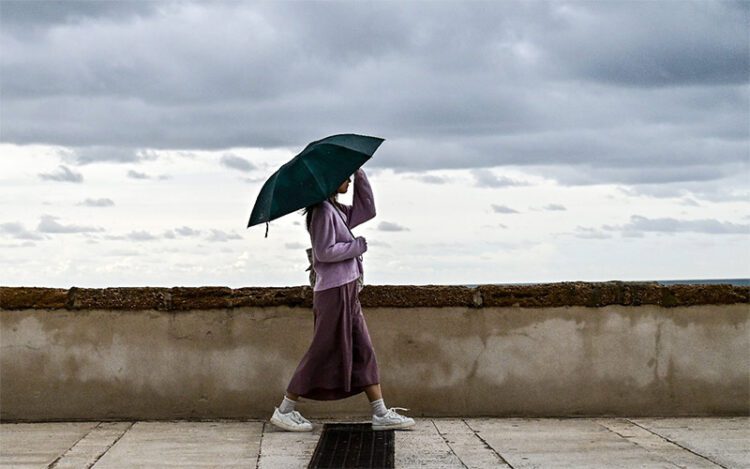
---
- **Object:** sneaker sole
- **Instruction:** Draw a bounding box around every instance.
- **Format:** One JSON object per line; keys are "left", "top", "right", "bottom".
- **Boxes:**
{"left": 269, "top": 415, "right": 313, "bottom": 432}
{"left": 372, "top": 420, "right": 416, "bottom": 431}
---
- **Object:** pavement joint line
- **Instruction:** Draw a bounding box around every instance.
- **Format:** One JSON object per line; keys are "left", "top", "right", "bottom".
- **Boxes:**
{"left": 431, "top": 419, "right": 469, "bottom": 469}
{"left": 624, "top": 418, "right": 728, "bottom": 469}
{"left": 88, "top": 421, "right": 136, "bottom": 469}
{"left": 461, "top": 418, "right": 515, "bottom": 469}
{"left": 594, "top": 418, "right": 689, "bottom": 469}
{"left": 47, "top": 421, "right": 102, "bottom": 469}
{"left": 255, "top": 421, "right": 266, "bottom": 469}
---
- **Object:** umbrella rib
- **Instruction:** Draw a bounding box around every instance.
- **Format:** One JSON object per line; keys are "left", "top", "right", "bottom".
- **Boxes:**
{"left": 300, "top": 157, "right": 326, "bottom": 195}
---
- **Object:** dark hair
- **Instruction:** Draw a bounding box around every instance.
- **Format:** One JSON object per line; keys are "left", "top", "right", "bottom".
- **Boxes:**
{"left": 301, "top": 192, "right": 343, "bottom": 233}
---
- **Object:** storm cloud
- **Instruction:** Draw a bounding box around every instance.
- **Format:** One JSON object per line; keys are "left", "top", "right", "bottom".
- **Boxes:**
{"left": 0, "top": 0, "right": 747, "bottom": 288}
{"left": 0, "top": 0, "right": 746, "bottom": 198}
{"left": 38, "top": 165, "right": 83, "bottom": 183}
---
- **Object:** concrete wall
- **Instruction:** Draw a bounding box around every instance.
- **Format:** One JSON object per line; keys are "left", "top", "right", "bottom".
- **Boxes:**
{"left": 1, "top": 282, "right": 748, "bottom": 421}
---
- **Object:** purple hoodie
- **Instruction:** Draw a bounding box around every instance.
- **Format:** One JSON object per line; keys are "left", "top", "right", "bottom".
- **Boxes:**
{"left": 310, "top": 168, "right": 376, "bottom": 292}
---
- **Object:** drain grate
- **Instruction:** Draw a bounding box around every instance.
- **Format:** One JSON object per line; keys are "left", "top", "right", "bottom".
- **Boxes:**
{"left": 308, "top": 423, "right": 395, "bottom": 469}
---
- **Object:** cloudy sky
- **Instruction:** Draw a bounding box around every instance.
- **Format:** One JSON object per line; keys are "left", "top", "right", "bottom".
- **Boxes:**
{"left": 1, "top": 0, "right": 748, "bottom": 288}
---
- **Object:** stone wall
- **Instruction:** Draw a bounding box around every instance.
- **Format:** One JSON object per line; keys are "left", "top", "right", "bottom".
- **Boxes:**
{"left": 1, "top": 282, "right": 748, "bottom": 421}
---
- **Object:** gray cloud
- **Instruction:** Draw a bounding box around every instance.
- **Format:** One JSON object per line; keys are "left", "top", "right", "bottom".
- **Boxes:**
{"left": 414, "top": 174, "right": 450, "bottom": 184}
{"left": 220, "top": 154, "right": 256, "bottom": 172}
{"left": 126, "top": 230, "right": 159, "bottom": 241}
{"left": 0, "top": 222, "right": 46, "bottom": 240}
{"left": 471, "top": 169, "right": 529, "bottom": 188}
{"left": 206, "top": 229, "right": 242, "bottom": 242}
{"left": 572, "top": 226, "right": 613, "bottom": 239}
{"left": 542, "top": 204, "right": 566, "bottom": 211}
{"left": 1, "top": 0, "right": 746, "bottom": 195}
{"left": 678, "top": 198, "right": 701, "bottom": 207}
{"left": 125, "top": 169, "right": 169, "bottom": 180}
{"left": 613, "top": 169, "right": 750, "bottom": 202}
{"left": 491, "top": 204, "right": 520, "bottom": 214}
{"left": 603, "top": 215, "right": 750, "bottom": 235}
{"left": 377, "top": 221, "right": 409, "bottom": 232}
{"left": 401, "top": 171, "right": 452, "bottom": 185}
{"left": 60, "top": 146, "right": 158, "bottom": 165}
{"left": 546, "top": 1, "right": 749, "bottom": 87}
{"left": 78, "top": 198, "right": 115, "bottom": 207}
{"left": 164, "top": 226, "right": 202, "bottom": 238}
{"left": 37, "top": 215, "right": 103, "bottom": 233}
{"left": 0, "top": 0, "right": 166, "bottom": 31}
{"left": 127, "top": 170, "right": 150, "bottom": 180}
{"left": 175, "top": 226, "right": 201, "bottom": 236}
{"left": 38, "top": 165, "right": 83, "bottom": 183}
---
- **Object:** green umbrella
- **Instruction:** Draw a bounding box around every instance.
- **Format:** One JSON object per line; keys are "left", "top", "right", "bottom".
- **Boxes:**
{"left": 247, "top": 133, "right": 385, "bottom": 237}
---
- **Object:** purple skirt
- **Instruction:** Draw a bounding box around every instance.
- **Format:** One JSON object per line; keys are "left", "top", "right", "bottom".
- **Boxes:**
{"left": 286, "top": 278, "right": 380, "bottom": 400}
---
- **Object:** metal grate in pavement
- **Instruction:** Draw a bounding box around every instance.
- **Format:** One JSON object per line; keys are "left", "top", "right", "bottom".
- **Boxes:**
{"left": 308, "top": 423, "right": 394, "bottom": 469}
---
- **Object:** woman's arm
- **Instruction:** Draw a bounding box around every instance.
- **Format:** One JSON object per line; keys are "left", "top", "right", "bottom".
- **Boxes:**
{"left": 341, "top": 168, "right": 376, "bottom": 229}
{"left": 311, "top": 205, "right": 366, "bottom": 263}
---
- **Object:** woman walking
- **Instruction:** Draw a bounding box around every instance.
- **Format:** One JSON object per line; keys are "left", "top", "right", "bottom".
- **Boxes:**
{"left": 269, "top": 167, "right": 415, "bottom": 432}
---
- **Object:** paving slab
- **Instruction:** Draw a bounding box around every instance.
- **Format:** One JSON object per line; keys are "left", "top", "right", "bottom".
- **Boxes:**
{"left": 631, "top": 417, "right": 750, "bottom": 469}
{"left": 90, "top": 421, "right": 262, "bottom": 468}
{"left": 432, "top": 418, "right": 511, "bottom": 468}
{"left": 464, "top": 417, "right": 722, "bottom": 468}
{"left": 257, "top": 420, "right": 322, "bottom": 469}
{"left": 594, "top": 418, "right": 720, "bottom": 468}
{"left": 393, "top": 417, "right": 464, "bottom": 468}
{"left": 0, "top": 422, "right": 98, "bottom": 469}
{"left": 1, "top": 417, "right": 748, "bottom": 469}
{"left": 51, "top": 422, "right": 133, "bottom": 469}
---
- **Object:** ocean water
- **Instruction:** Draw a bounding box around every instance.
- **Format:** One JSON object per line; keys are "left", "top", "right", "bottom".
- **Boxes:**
{"left": 462, "top": 278, "right": 750, "bottom": 287}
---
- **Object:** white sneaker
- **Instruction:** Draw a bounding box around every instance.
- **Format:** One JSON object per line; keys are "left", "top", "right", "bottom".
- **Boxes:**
{"left": 372, "top": 406, "right": 416, "bottom": 430}
{"left": 269, "top": 407, "right": 313, "bottom": 432}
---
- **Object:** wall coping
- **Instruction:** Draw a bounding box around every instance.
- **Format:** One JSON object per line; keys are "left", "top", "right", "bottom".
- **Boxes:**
{"left": 1, "top": 282, "right": 747, "bottom": 310}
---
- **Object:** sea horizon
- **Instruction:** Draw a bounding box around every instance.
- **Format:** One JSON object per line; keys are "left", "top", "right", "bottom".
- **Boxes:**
{"left": 462, "top": 278, "right": 750, "bottom": 287}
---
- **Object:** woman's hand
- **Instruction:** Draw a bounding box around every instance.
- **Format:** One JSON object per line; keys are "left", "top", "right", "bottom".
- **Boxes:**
{"left": 356, "top": 235, "right": 368, "bottom": 253}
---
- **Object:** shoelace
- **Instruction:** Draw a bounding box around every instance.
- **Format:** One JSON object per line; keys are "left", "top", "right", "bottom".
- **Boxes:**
{"left": 384, "top": 407, "right": 410, "bottom": 418}
{"left": 290, "top": 411, "right": 308, "bottom": 424}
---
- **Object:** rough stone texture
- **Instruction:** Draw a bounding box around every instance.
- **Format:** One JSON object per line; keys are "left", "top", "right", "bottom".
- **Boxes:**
{"left": 230, "top": 286, "right": 310, "bottom": 309}
{"left": 360, "top": 284, "right": 480, "bottom": 308}
{"left": 69, "top": 287, "right": 172, "bottom": 311}
{"left": 1, "top": 282, "right": 747, "bottom": 311}
{"left": 0, "top": 287, "right": 69, "bottom": 310}
{"left": 479, "top": 281, "right": 750, "bottom": 307}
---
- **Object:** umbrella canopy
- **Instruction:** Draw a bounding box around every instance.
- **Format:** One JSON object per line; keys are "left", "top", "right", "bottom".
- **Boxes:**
{"left": 247, "top": 133, "right": 385, "bottom": 237}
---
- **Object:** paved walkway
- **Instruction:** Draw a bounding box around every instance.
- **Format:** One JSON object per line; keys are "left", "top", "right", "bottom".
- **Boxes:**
{"left": 1, "top": 417, "right": 747, "bottom": 468}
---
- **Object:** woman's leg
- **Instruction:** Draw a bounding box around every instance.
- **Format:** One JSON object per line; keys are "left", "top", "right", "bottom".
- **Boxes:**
{"left": 285, "top": 391, "right": 300, "bottom": 400}
{"left": 364, "top": 383, "right": 382, "bottom": 401}
{"left": 365, "top": 383, "right": 388, "bottom": 417}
